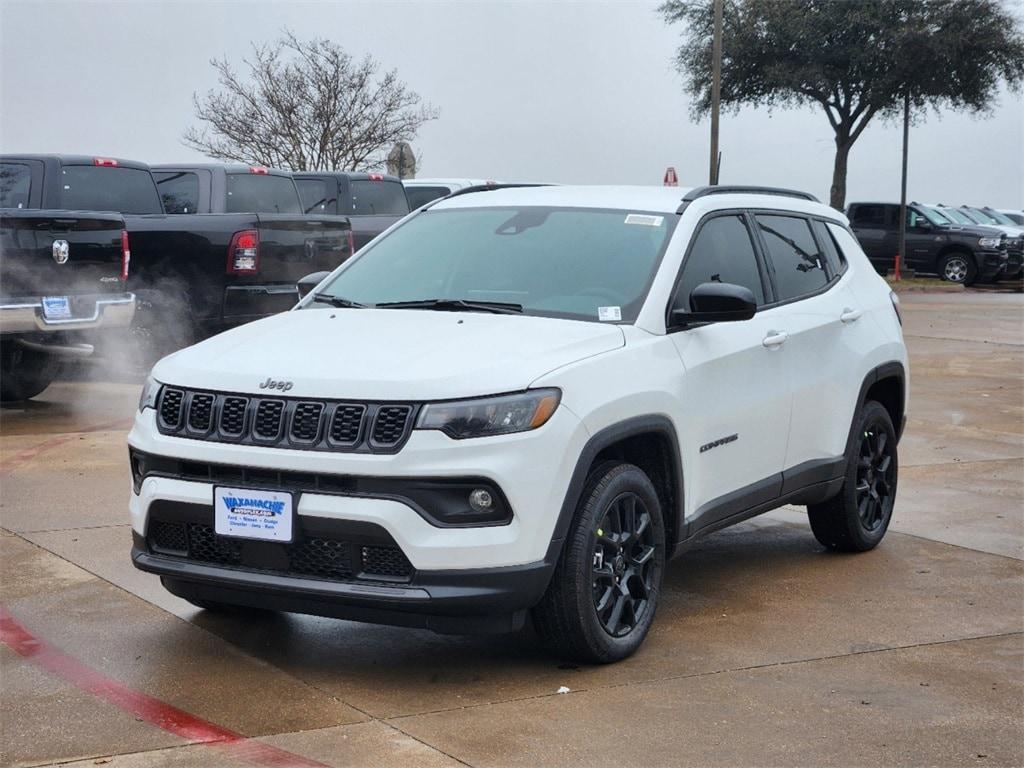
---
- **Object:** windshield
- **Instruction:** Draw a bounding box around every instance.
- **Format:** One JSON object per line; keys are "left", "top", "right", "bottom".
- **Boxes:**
{"left": 225, "top": 174, "right": 301, "bottom": 214}
{"left": 982, "top": 209, "right": 1016, "bottom": 226}
{"left": 938, "top": 207, "right": 973, "bottom": 225}
{"left": 916, "top": 206, "right": 950, "bottom": 226}
{"left": 312, "top": 206, "right": 677, "bottom": 322}
{"left": 59, "top": 165, "right": 162, "bottom": 214}
{"left": 955, "top": 208, "right": 986, "bottom": 225}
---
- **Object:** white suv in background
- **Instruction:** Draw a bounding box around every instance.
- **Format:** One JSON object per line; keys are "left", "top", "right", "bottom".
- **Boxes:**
{"left": 403, "top": 178, "right": 500, "bottom": 208}
{"left": 129, "top": 184, "right": 908, "bottom": 663}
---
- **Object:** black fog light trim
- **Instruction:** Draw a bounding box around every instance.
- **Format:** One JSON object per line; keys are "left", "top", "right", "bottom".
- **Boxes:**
{"left": 363, "top": 479, "right": 513, "bottom": 528}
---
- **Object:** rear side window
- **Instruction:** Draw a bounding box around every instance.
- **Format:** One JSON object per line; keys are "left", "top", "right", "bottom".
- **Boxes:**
{"left": 673, "top": 214, "right": 765, "bottom": 310}
{"left": 225, "top": 174, "right": 301, "bottom": 214}
{"left": 405, "top": 186, "right": 451, "bottom": 209}
{"left": 756, "top": 214, "right": 828, "bottom": 300}
{"left": 812, "top": 220, "right": 847, "bottom": 275}
{"left": 154, "top": 171, "right": 199, "bottom": 214}
{"left": 348, "top": 180, "right": 409, "bottom": 215}
{"left": 850, "top": 205, "right": 888, "bottom": 227}
{"left": 0, "top": 163, "right": 32, "bottom": 208}
{"left": 296, "top": 179, "right": 337, "bottom": 214}
{"left": 59, "top": 165, "right": 163, "bottom": 214}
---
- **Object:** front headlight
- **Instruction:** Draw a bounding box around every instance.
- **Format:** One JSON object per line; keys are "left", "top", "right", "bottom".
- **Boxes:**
{"left": 416, "top": 389, "right": 561, "bottom": 439}
{"left": 978, "top": 236, "right": 1003, "bottom": 248}
{"left": 138, "top": 375, "right": 161, "bottom": 412}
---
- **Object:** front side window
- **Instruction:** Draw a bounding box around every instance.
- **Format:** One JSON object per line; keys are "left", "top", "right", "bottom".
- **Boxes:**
{"left": 756, "top": 214, "right": 828, "bottom": 301}
{"left": 314, "top": 206, "right": 677, "bottom": 322}
{"left": 296, "top": 178, "right": 336, "bottom": 214}
{"left": 154, "top": 171, "right": 199, "bottom": 214}
{"left": 348, "top": 180, "right": 410, "bottom": 215}
{"left": 59, "top": 165, "right": 162, "bottom": 214}
{"left": 672, "top": 215, "right": 765, "bottom": 311}
{"left": 225, "top": 174, "right": 301, "bottom": 214}
{"left": 0, "top": 163, "right": 31, "bottom": 208}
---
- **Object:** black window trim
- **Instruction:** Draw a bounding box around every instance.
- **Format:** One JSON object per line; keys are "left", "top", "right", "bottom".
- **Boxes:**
{"left": 664, "top": 208, "right": 773, "bottom": 332}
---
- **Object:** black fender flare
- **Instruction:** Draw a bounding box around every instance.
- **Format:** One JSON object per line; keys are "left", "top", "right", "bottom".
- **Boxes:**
{"left": 544, "top": 415, "right": 685, "bottom": 565}
{"left": 852, "top": 361, "right": 907, "bottom": 445}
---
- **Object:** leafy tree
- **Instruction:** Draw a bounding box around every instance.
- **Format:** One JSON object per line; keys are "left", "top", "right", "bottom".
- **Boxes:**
{"left": 659, "top": 0, "right": 1024, "bottom": 208}
{"left": 184, "top": 31, "right": 439, "bottom": 172}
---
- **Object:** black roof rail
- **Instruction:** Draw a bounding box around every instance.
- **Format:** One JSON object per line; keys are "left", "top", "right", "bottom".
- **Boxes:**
{"left": 420, "top": 183, "right": 553, "bottom": 210}
{"left": 677, "top": 185, "right": 818, "bottom": 213}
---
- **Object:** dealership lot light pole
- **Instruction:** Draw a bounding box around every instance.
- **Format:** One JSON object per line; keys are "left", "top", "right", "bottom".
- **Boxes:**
{"left": 709, "top": 0, "right": 723, "bottom": 185}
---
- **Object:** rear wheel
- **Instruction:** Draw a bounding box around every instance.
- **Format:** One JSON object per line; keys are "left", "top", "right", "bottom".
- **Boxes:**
{"left": 0, "top": 345, "right": 61, "bottom": 402}
{"left": 808, "top": 400, "right": 897, "bottom": 552}
{"left": 532, "top": 461, "right": 665, "bottom": 663}
{"left": 938, "top": 251, "right": 977, "bottom": 286}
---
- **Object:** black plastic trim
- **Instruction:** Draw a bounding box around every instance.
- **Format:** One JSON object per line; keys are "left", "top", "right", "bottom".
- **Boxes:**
{"left": 677, "top": 185, "right": 818, "bottom": 213}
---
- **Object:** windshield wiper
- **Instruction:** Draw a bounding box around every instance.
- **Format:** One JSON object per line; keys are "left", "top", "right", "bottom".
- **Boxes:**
{"left": 376, "top": 298, "right": 523, "bottom": 315}
{"left": 310, "top": 293, "right": 366, "bottom": 308}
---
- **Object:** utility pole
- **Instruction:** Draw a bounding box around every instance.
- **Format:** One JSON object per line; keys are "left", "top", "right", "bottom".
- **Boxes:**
{"left": 709, "top": 0, "right": 724, "bottom": 185}
{"left": 896, "top": 89, "right": 910, "bottom": 281}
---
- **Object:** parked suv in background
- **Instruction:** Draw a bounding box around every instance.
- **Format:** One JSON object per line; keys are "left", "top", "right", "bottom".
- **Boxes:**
{"left": 130, "top": 184, "right": 907, "bottom": 662}
{"left": 293, "top": 171, "right": 410, "bottom": 251}
{"left": 847, "top": 201, "right": 1006, "bottom": 285}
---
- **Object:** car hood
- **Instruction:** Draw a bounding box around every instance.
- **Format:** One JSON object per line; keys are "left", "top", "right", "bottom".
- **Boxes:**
{"left": 152, "top": 307, "right": 625, "bottom": 400}
{"left": 937, "top": 223, "right": 1004, "bottom": 238}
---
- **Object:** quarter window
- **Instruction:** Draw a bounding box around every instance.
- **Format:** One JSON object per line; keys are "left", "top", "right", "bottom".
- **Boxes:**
{"left": 673, "top": 215, "right": 765, "bottom": 311}
{"left": 756, "top": 214, "right": 828, "bottom": 301}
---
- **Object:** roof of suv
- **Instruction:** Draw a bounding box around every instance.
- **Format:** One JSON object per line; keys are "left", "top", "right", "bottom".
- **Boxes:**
{"left": 432, "top": 184, "right": 841, "bottom": 220}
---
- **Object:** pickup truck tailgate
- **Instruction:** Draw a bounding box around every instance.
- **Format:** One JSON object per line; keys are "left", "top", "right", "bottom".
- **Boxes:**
{"left": 254, "top": 214, "right": 351, "bottom": 280}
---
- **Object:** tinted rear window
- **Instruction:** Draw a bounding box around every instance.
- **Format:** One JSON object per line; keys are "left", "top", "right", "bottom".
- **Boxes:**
{"left": 225, "top": 174, "right": 301, "bottom": 214}
{"left": 0, "top": 163, "right": 32, "bottom": 209}
{"left": 154, "top": 171, "right": 200, "bottom": 214}
{"left": 296, "top": 178, "right": 337, "bottom": 214}
{"left": 348, "top": 180, "right": 409, "bottom": 215}
{"left": 405, "top": 186, "right": 451, "bottom": 209}
{"left": 59, "top": 165, "right": 162, "bottom": 214}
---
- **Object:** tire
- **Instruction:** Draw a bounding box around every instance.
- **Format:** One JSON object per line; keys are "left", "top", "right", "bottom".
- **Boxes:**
{"left": 532, "top": 461, "right": 666, "bottom": 663}
{"left": 0, "top": 345, "right": 61, "bottom": 402}
{"left": 808, "top": 400, "right": 898, "bottom": 552}
{"left": 938, "top": 251, "right": 977, "bottom": 286}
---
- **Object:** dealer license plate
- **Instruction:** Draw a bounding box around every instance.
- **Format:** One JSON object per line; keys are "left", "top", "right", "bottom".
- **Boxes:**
{"left": 41, "top": 296, "right": 72, "bottom": 320}
{"left": 214, "top": 486, "right": 293, "bottom": 542}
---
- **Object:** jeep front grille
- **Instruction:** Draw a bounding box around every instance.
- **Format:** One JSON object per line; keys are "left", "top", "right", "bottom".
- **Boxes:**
{"left": 155, "top": 387, "right": 417, "bottom": 453}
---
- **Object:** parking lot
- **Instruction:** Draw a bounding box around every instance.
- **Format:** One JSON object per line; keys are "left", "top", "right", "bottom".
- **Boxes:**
{"left": 1, "top": 290, "right": 1021, "bottom": 768}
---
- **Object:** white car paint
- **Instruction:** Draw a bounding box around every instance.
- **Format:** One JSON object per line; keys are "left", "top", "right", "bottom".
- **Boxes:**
{"left": 130, "top": 185, "right": 907, "bottom": 574}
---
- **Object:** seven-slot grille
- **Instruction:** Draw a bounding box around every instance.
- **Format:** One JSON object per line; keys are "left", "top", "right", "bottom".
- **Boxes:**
{"left": 155, "top": 387, "right": 416, "bottom": 453}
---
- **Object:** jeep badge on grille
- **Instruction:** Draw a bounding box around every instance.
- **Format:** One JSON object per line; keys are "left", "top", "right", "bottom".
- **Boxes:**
{"left": 259, "top": 377, "right": 293, "bottom": 392}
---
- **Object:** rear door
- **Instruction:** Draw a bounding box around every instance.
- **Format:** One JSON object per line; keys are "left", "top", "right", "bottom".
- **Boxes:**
{"left": 668, "top": 212, "right": 792, "bottom": 531}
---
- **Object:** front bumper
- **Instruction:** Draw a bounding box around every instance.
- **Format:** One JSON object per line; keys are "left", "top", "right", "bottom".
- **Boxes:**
{"left": 0, "top": 293, "right": 135, "bottom": 334}
{"left": 979, "top": 250, "right": 1009, "bottom": 280}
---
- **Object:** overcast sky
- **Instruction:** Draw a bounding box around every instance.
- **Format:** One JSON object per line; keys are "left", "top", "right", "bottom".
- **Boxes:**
{"left": 1, "top": 0, "right": 1021, "bottom": 207}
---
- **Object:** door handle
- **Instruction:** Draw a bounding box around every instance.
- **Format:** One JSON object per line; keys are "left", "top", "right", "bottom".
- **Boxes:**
{"left": 762, "top": 331, "right": 788, "bottom": 348}
{"left": 840, "top": 308, "right": 863, "bottom": 324}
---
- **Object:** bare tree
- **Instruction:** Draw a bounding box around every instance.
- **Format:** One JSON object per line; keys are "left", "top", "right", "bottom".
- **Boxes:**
{"left": 183, "top": 31, "right": 439, "bottom": 171}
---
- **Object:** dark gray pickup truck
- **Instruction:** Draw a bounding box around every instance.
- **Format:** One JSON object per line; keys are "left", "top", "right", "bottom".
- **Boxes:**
{"left": 0, "top": 196, "right": 134, "bottom": 400}
{"left": 292, "top": 171, "right": 409, "bottom": 251}
{"left": 2, "top": 156, "right": 353, "bottom": 360}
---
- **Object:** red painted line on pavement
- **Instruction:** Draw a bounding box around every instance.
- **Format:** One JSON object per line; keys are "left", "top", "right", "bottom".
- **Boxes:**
{"left": 0, "top": 417, "right": 133, "bottom": 476}
{"left": 0, "top": 606, "right": 330, "bottom": 768}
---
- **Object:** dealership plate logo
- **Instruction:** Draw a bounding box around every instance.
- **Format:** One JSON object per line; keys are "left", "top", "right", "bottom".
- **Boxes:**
{"left": 214, "top": 486, "right": 293, "bottom": 542}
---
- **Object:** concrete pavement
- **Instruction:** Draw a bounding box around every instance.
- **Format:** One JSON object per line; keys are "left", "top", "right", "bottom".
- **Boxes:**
{"left": 1, "top": 291, "right": 1021, "bottom": 767}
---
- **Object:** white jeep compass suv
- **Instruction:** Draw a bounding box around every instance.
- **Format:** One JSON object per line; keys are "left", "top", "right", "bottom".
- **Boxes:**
{"left": 129, "top": 184, "right": 908, "bottom": 663}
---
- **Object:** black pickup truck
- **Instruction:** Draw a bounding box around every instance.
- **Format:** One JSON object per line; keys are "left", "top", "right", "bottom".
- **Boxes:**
{"left": 292, "top": 171, "right": 409, "bottom": 251}
{"left": 2, "top": 156, "right": 353, "bottom": 358}
{"left": 846, "top": 201, "right": 1008, "bottom": 285}
{"left": 1, "top": 188, "right": 135, "bottom": 403}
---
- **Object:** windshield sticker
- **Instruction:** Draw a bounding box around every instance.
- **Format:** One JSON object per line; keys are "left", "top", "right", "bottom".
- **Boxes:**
{"left": 624, "top": 214, "right": 664, "bottom": 227}
{"left": 598, "top": 306, "right": 622, "bottom": 322}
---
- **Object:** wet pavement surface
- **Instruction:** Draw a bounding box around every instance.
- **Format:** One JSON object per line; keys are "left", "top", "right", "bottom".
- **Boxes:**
{"left": 1, "top": 291, "right": 1021, "bottom": 767}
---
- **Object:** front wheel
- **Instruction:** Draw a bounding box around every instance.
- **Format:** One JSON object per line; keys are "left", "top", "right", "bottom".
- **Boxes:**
{"left": 532, "top": 461, "right": 665, "bottom": 663}
{"left": 938, "top": 252, "right": 977, "bottom": 286}
{"left": 808, "top": 400, "right": 898, "bottom": 552}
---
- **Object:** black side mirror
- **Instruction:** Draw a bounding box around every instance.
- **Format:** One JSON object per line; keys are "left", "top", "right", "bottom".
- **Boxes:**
{"left": 671, "top": 282, "right": 757, "bottom": 326}
{"left": 297, "top": 271, "right": 331, "bottom": 300}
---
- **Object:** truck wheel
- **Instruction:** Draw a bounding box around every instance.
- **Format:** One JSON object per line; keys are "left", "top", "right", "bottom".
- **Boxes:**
{"left": 532, "top": 461, "right": 665, "bottom": 663}
{"left": 0, "top": 346, "right": 60, "bottom": 402}
{"left": 808, "top": 400, "right": 897, "bottom": 552}
{"left": 938, "top": 252, "right": 977, "bottom": 285}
